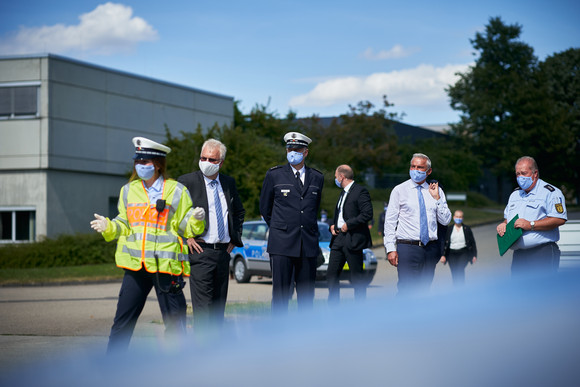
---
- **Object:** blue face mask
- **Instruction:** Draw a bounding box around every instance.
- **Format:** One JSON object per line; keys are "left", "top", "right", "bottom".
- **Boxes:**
{"left": 287, "top": 151, "right": 304, "bottom": 166}
{"left": 454, "top": 218, "right": 463, "bottom": 224}
{"left": 335, "top": 178, "right": 342, "bottom": 188}
{"left": 136, "top": 164, "right": 155, "bottom": 180}
{"left": 517, "top": 175, "right": 533, "bottom": 190}
{"left": 409, "top": 169, "right": 427, "bottom": 183}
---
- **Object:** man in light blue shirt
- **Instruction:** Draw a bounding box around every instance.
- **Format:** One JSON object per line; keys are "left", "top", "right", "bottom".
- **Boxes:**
{"left": 497, "top": 156, "right": 567, "bottom": 276}
{"left": 384, "top": 153, "right": 452, "bottom": 294}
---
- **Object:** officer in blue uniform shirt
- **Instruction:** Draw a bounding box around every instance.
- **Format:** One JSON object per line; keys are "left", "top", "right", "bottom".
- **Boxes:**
{"left": 497, "top": 156, "right": 567, "bottom": 276}
{"left": 260, "top": 132, "right": 324, "bottom": 314}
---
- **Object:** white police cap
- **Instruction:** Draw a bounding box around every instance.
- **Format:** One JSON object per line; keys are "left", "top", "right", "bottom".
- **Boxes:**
{"left": 284, "top": 132, "right": 312, "bottom": 148}
{"left": 132, "top": 137, "right": 171, "bottom": 160}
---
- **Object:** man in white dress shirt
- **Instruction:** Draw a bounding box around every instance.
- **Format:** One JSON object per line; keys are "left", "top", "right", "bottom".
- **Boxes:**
{"left": 383, "top": 153, "right": 452, "bottom": 294}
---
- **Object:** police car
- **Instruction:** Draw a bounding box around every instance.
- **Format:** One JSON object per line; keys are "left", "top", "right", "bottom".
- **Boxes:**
{"left": 558, "top": 220, "right": 580, "bottom": 269}
{"left": 230, "top": 220, "right": 377, "bottom": 284}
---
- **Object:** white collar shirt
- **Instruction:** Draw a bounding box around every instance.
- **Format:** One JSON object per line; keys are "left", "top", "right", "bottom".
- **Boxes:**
{"left": 144, "top": 176, "right": 164, "bottom": 205}
{"left": 203, "top": 175, "right": 230, "bottom": 244}
{"left": 450, "top": 225, "right": 467, "bottom": 250}
{"left": 337, "top": 181, "right": 354, "bottom": 229}
{"left": 383, "top": 179, "right": 451, "bottom": 252}
{"left": 291, "top": 165, "right": 305, "bottom": 185}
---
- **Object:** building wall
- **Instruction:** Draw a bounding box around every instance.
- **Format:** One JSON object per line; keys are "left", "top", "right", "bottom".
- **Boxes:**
{"left": 45, "top": 55, "right": 233, "bottom": 175}
{"left": 0, "top": 57, "right": 49, "bottom": 170}
{"left": 0, "top": 54, "right": 234, "bottom": 240}
{"left": 46, "top": 170, "right": 127, "bottom": 238}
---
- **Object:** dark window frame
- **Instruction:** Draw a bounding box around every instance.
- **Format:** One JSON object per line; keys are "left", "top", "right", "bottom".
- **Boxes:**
{"left": 0, "top": 207, "right": 36, "bottom": 243}
{"left": 0, "top": 83, "right": 40, "bottom": 119}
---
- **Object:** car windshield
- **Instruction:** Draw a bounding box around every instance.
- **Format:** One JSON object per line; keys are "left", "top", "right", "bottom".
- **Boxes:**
{"left": 243, "top": 221, "right": 332, "bottom": 242}
{"left": 318, "top": 223, "right": 332, "bottom": 242}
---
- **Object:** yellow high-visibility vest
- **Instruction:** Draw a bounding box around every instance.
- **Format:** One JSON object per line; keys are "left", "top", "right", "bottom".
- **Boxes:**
{"left": 101, "top": 179, "right": 204, "bottom": 276}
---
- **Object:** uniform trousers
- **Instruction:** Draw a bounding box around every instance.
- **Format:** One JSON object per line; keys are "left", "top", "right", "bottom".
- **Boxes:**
{"left": 396, "top": 241, "right": 440, "bottom": 295}
{"left": 447, "top": 247, "right": 471, "bottom": 286}
{"left": 270, "top": 253, "right": 316, "bottom": 314}
{"left": 107, "top": 268, "right": 187, "bottom": 353}
{"left": 189, "top": 245, "right": 230, "bottom": 331}
{"left": 512, "top": 242, "right": 560, "bottom": 277}
{"left": 327, "top": 233, "right": 365, "bottom": 304}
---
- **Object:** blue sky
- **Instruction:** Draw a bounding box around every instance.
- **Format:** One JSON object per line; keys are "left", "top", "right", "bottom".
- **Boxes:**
{"left": 1, "top": 1, "right": 578, "bottom": 126}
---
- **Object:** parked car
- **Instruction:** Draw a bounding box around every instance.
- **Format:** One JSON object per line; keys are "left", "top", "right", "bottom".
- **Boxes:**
{"left": 230, "top": 220, "right": 377, "bottom": 284}
{"left": 557, "top": 220, "right": 580, "bottom": 270}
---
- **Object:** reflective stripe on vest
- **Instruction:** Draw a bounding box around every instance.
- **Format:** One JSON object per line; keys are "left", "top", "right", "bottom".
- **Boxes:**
{"left": 112, "top": 179, "right": 190, "bottom": 276}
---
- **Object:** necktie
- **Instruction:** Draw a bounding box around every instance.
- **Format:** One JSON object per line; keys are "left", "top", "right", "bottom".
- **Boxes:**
{"left": 337, "top": 190, "right": 346, "bottom": 212}
{"left": 210, "top": 180, "right": 226, "bottom": 241}
{"left": 295, "top": 171, "right": 303, "bottom": 189}
{"left": 336, "top": 190, "right": 346, "bottom": 228}
{"left": 417, "top": 185, "right": 429, "bottom": 245}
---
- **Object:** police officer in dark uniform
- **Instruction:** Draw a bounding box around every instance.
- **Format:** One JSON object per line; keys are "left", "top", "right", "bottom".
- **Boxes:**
{"left": 260, "top": 132, "right": 324, "bottom": 314}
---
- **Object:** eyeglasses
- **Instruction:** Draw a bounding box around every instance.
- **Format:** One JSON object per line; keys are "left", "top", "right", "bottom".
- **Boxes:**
{"left": 200, "top": 157, "right": 220, "bottom": 163}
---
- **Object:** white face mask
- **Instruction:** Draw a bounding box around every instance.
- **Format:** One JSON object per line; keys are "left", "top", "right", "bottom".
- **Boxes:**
{"left": 199, "top": 160, "right": 220, "bottom": 177}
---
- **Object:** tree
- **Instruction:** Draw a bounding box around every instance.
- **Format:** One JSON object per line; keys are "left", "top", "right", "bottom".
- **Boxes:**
{"left": 395, "top": 136, "right": 482, "bottom": 192}
{"left": 538, "top": 48, "right": 580, "bottom": 202}
{"left": 305, "top": 96, "right": 401, "bottom": 179}
{"left": 447, "top": 17, "right": 576, "bottom": 201}
{"left": 165, "top": 104, "right": 285, "bottom": 220}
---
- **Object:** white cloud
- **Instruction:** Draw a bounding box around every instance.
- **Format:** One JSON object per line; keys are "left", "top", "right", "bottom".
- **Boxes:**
{"left": 0, "top": 3, "right": 158, "bottom": 55}
{"left": 362, "top": 45, "right": 419, "bottom": 60}
{"left": 289, "top": 63, "right": 472, "bottom": 110}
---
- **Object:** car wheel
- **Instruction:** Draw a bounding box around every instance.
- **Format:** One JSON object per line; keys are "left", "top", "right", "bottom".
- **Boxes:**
{"left": 234, "top": 257, "right": 251, "bottom": 283}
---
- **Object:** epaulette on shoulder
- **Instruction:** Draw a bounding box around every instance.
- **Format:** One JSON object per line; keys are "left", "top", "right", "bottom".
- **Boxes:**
{"left": 544, "top": 184, "right": 555, "bottom": 192}
{"left": 269, "top": 165, "right": 283, "bottom": 171}
{"left": 513, "top": 186, "right": 522, "bottom": 191}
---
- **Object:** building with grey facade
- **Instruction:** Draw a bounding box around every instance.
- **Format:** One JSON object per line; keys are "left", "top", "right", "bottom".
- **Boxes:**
{"left": 0, "top": 54, "right": 234, "bottom": 242}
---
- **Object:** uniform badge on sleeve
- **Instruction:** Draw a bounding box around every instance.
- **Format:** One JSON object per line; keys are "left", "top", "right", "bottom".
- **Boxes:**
{"left": 555, "top": 203, "right": 564, "bottom": 213}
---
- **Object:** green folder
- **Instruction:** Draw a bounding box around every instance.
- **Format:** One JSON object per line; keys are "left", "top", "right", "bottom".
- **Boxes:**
{"left": 497, "top": 215, "right": 523, "bottom": 256}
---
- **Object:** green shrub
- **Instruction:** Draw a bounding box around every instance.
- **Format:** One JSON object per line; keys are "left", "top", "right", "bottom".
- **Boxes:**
{"left": 0, "top": 233, "right": 116, "bottom": 269}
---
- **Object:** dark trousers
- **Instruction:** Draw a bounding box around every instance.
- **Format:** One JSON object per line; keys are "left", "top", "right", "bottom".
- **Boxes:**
{"left": 189, "top": 247, "right": 230, "bottom": 331}
{"left": 396, "top": 241, "right": 440, "bottom": 295}
{"left": 270, "top": 254, "right": 316, "bottom": 314}
{"left": 512, "top": 242, "right": 560, "bottom": 277}
{"left": 107, "top": 268, "right": 187, "bottom": 353}
{"left": 447, "top": 248, "right": 471, "bottom": 286}
{"left": 327, "top": 233, "right": 366, "bottom": 304}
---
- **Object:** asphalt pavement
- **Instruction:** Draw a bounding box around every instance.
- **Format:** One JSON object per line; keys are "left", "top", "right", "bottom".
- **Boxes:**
{"left": 1, "top": 215, "right": 576, "bottom": 375}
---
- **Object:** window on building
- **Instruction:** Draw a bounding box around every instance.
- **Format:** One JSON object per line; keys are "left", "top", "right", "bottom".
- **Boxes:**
{"left": 0, "top": 83, "right": 40, "bottom": 119}
{"left": 0, "top": 208, "right": 36, "bottom": 242}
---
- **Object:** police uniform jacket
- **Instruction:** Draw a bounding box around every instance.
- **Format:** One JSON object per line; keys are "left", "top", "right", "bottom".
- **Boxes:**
{"left": 504, "top": 177, "right": 567, "bottom": 250}
{"left": 178, "top": 171, "right": 245, "bottom": 247}
{"left": 259, "top": 163, "right": 324, "bottom": 257}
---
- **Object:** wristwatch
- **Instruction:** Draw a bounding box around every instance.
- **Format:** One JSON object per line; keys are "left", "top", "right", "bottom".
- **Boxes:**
{"left": 530, "top": 221, "right": 535, "bottom": 231}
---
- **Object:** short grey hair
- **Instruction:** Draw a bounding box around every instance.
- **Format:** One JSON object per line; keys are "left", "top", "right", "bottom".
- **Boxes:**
{"left": 201, "top": 139, "right": 227, "bottom": 160}
{"left": 411, "top": 153, "right": 431, "bottom": 169}
{"left": 515, "top": 156, "right": 538, "bottom": 174}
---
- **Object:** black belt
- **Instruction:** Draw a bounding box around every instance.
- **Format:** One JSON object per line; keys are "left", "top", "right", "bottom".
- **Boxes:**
{"left": 397, "top": 239, "right": 431, "bottom": 247}
{"left": 197, "top": 242, "right": 230, "bottom": 250}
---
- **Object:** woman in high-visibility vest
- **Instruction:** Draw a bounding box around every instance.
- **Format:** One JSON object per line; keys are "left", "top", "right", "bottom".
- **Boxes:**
{"left": 91, "top": 137, "right": 205, "bottom": 353}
